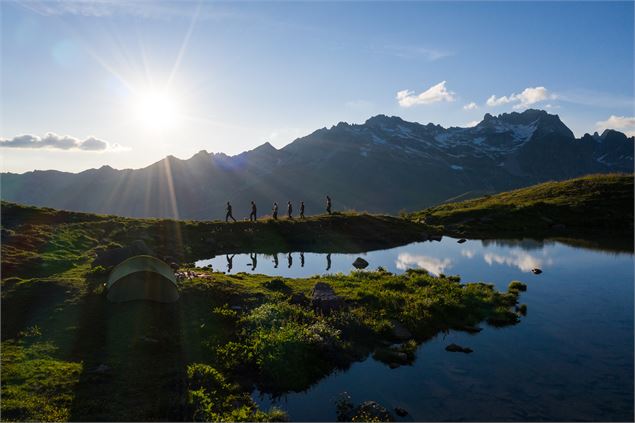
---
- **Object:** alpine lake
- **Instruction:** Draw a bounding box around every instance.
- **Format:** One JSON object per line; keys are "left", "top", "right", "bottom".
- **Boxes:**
{"left": 196, "top": 236, "right": 634, "bottom": 421}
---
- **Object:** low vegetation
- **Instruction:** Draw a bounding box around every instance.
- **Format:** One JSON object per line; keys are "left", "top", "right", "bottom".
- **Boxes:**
{"left": 410, "top": 173, "right": 633, "bottom": 249}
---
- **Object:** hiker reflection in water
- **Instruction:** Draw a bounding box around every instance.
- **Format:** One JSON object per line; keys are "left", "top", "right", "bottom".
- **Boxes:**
{"left": 249, "top": 253, "right": 258, "bottom": 271}
{"left": 300, "top": 252, "right": 305, "bottom": 267}
{"left": 287, "top": 201, "right": 293, "bottom": 219}
{"left": 272, "top": 202, "right": 278, "bottom": 220}
{"left": 326, "top": 253, "right": 331, "bottom": 271}
{"left": 226, "top": 254, "right": 235, "bottom": 273}
{"left": 272, "top": 253, "right": 279, "bottom": 268}
{"left": 326, "top": 195, "right": 332, "bottom": 214}
{"left": 249, "top": 201, "right": 257, "bottom": 221}
{"left": 287, "top": 252, "right": 293, "bottom": 268}
{"left": 300, "top": 201, "right": 305, "bottom": 219}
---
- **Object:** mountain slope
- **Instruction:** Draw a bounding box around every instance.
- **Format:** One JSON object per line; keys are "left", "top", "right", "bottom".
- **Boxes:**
{"left": 411, "top": 173, "right": 634, "bottom": 241}
{"left": 2, "top": 109, "right": 633, "bottom": 219}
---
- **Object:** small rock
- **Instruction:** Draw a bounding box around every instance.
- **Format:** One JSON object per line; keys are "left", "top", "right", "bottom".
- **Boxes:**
{"left": 92, "top": 364, "right": 111, "bottom": 374}
{"left": 457, "top": 238, "right": 467, "bottom": 244}
{"left": 445, "top": 343, "right": 473, "bottom": 353}
{"left": 352, "top": 257, "right": 369, "bottom": 269}
{"left": 394, "top": 407, "right": 409, "bottom": 417}
{"left": 531, "top": 268, "right": 542, "bottom": 274}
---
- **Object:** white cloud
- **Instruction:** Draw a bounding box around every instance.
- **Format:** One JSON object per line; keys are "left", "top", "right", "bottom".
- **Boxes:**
{"left": 483, "top": 251, "right": 552, "bottom": 272}
{"left": 465, "top": 120, "right": 480, "bottom": 127}
{"left": 461, "top": 249, "right": 476, "bottom": 258}
{"left": 463, "top": 102, "right": 478, "bottom": 110}
{"left": 596, "top": 115, "right": 635, "bottom": 137}
{"left": 0, "top": 132, "right": 124, "bottom": 152}
{"left": 487, "top": 86, "right": 555, "bottom": 109}
{"left": 397, "top": 81, "right": 456, "bottom": 107}
{"left": 395, "top": 253, "right": 452, "bottom": 275}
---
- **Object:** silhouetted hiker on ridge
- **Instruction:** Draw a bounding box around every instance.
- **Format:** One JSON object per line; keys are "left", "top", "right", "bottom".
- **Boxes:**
{"left": 225, "top": 201, "right": 236, "bottom": 222}
{"left": 249, "top": 201, "right": 257, "bottom": 221}
{"left": 287, "top": 252, "right": 293, "bottom": 268}
{"left": 287, "top": 201, "right": 293, "bottom": 219}
{"left": 300, "top": 201, "right": 305, "bottom": 219}
{"left": 326, "top": 195, "right": 332, "bottom": 215}
{"left": 272, "top": 202, "right": 278, "bottom": 220}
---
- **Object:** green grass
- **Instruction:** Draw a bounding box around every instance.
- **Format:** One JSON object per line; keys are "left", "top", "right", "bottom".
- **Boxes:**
{"left": 409, "top": 173, "right": 634, "bottom": 245}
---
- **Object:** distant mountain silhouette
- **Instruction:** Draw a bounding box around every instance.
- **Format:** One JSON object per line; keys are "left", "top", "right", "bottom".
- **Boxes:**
{"left": 2, "top": 109, "right": 633, "bottom": 219}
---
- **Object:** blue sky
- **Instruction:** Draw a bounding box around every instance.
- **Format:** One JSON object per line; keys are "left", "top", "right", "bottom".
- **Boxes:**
{"left": 1, "top": 1, "right": 633, "bottom": 173}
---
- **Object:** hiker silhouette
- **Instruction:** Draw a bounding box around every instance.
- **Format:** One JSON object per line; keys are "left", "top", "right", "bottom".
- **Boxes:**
{"left": 272, "top": 202, "right": 278, "bottom": 220}
{"left": 326, "top": 195, "right": 332, "bottom": 214}
{"left": 249, "top": 201, "right": 257, "bottom": 221}
{"left": 225, "top": 202, "right": 236, "bottom": 222}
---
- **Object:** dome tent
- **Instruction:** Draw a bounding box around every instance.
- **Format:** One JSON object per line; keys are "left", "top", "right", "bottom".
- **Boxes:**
{"left": 107, "top": 255, "right": 179, "bottom": 303}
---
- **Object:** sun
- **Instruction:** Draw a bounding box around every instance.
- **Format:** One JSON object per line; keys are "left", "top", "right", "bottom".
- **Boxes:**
{"left": 132, "top": 89, "right": 182, "bottom": 131}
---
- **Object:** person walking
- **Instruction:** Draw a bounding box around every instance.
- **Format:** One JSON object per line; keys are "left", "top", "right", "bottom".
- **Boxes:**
{"left": 299, "top": 201, "right": 305, "bottom": 219}
{"left": 225, "top": 201, "right": 236, "bottom": 222}
{"left": 326, "top": 195, "right": 332, "bottom": 215}
{"left": 249, "top": 201, "right": 257, "bottom": 222}
{"left": 287, "top": 201, "right": 293, "bottom": 219}
{"left": 272, "top": 202, "right": 278, "bottom": 220}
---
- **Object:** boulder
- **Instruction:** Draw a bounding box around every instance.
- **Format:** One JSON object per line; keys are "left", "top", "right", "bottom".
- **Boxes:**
{"left": 352, "top": 257, "right": 369, "bottom": 269}
{"left": 445, "top": 343, "right": 473, "bottom": 353}
{"left": 531, "top": 268, "right": 542, "bottom": 275}
{"left": 457, "top": 238, "right": 467, "bottom": 244}
{"left": 310, "top": 282, "right": 345, "bottom": 314}
{"left": 457, "top": 325, "right": 483, "bottom": 334}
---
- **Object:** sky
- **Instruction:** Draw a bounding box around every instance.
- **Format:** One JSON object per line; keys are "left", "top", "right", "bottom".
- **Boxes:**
{"left": 1, "top": 0, "right": 634, "bottom": 173}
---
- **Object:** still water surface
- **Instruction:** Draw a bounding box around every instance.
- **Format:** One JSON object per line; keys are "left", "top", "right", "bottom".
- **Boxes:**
{"left": 197, "top": 238, "right": 634, "bottom": 421}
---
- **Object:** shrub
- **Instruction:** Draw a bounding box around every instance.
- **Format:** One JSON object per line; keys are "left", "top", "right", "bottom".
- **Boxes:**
{"left": 508, "top": 281, "right": 527, "bottom": 292}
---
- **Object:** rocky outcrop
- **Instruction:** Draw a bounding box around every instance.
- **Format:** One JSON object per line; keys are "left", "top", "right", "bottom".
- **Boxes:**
{"left": 311, "top": 282, "right": 345, "bottom": 314}
{"left": 445, "top": 343, "right": 473, "bottom": 353}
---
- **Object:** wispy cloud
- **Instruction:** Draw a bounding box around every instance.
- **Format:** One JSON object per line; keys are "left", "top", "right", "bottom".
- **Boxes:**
{"left": 382, "top": 45, "right": 453, "bottom": 61}
{"left": 18, "top": 0, "right": 236, "bottom": 20}
{"left": 395, "top": 253, "right": 452, "bottom": 275}
{"left": 397, "top": 81, "right": 455, "bottom": 107}
{"left": 465, "top": 120, "right": 480, "bottom": 127}
{"left": 596, "top": 115, "right": 635, "bottom": 137}
{"left": 0, "top": 132, "right": 125, "bottom": 152}
{"left": 487, "top": 86, "right": 555, "bottom": 110}
{"left": 463, "top": 102, "right": 478, "bottom": 111}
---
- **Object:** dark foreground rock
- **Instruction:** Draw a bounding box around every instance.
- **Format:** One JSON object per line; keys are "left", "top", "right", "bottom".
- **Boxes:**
{"left": 311, "top": 282, "right": 345, "bottom": 314}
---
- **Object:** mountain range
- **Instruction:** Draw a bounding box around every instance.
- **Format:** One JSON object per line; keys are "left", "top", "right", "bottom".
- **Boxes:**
{"left": 2, "top": 109, "right": 633, "bottom": 219}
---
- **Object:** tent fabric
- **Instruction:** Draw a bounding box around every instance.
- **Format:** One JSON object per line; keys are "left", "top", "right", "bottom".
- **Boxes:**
{"left": 107, "top": 255, "right": 179, "bottom": 303}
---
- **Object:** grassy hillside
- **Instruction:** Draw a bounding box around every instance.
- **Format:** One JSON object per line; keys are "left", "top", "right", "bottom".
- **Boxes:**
{"left": 410, "top": 173, "right": 634, "bottom": 243}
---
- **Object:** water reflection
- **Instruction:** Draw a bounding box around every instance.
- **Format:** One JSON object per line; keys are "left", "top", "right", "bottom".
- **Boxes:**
{"left": 395, "top": 253, "right": 452, "bottom": 275}
{"left": 226, "top": 254, "right": 235, "bottom": 273}
{"left": 483, "top": 250, "right": 552, "bottom": 272}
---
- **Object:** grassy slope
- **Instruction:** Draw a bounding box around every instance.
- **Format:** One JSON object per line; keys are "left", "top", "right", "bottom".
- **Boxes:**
{"left": 411, "top": 173, "right": 634, "bottom": 243}
{"left": 1, "top": 204, "right": 525, "bottom": 422}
